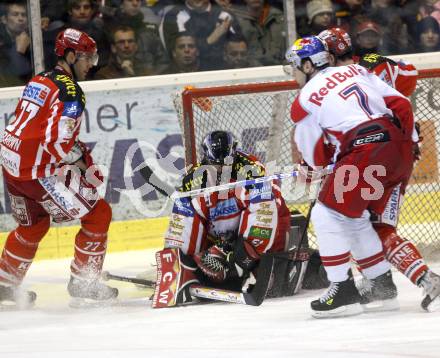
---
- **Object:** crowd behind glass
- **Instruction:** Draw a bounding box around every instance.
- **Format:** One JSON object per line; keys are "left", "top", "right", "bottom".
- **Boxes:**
{"left": 1, "top": 0, "right": 439, "bottom": 87}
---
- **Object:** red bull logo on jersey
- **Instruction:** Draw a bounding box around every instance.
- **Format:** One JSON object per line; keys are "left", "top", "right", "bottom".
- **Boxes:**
{"left": 309, "top": 65, "right": 361, "bottom": 106}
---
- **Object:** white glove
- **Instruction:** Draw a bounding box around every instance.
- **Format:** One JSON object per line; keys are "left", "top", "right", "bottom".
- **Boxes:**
{"left": 62, "top": 142, "right": 83, "bottom": 164}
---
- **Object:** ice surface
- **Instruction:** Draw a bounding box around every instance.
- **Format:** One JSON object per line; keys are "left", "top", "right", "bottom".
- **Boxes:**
{"left": 1, "top": 250, "right": 440, "bottom": 358}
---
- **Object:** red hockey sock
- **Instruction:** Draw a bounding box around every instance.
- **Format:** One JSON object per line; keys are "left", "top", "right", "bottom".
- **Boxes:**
{"left": 70, "top": 199, "right": 111, "bottom": 280}
{"left": 376, "top": 225, "right": 428, "bottom": 285}
{"left": 0, "top": 217, "right": 50, "bottom": 285}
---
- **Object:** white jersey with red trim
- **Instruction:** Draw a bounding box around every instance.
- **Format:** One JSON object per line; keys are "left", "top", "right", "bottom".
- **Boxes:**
{"left": 164, "top": 151, "right": 290, "bottom": 256}
{"left": 291, "top": 64, "right": 417, "bottom": 168}
{"left": 0, "top": 67, "right": 85, "bottom": 180}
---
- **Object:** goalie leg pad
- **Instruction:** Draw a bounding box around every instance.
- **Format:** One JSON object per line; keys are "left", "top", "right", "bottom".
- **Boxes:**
{"left": 152, "top": 248, "right": 199, "bottom": 308}
{"left": 266, "top": 251, "right": 311, "bottom": 298}
{"left": 302, "top": 249, "right": 330, "bottom": 290}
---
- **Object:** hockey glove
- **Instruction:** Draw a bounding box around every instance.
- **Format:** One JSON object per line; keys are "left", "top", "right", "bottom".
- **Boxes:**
{"left": 193, "top": 245, "right": 229, "bottom": 283}
{"left": 226, "top": 237, "right": 260, "bottom": 278}
{"left": 76, "top": 141, "right": 104, "bottom": 187}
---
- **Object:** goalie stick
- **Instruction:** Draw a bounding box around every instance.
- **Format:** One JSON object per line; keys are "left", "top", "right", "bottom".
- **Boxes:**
{"left": 139, "top": 163, "right": 331, "bottom": 200}
{"left": 101, "top": 253, "right": 274, "bottom": 306}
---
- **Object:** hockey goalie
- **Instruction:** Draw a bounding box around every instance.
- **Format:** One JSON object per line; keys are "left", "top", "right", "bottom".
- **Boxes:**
{"left": 152, "top": 130, "right": 328, "bottom": 308}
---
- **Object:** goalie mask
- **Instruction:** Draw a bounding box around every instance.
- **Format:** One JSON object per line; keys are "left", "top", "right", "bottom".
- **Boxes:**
{"left": 201, "top": 131, "right": 236, "bottom": 165}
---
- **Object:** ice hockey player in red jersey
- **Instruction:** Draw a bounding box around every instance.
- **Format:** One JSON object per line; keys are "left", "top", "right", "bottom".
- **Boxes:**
{"left": 285, "top": 35, "right": 422, "bottom": 318}
{"left": 152, "top": 131, "right": 327, "bottom": 308}
{"left": 0, "top": 28, "right": 117, "bottom": 307}
{"left": 319, "top": 27, "right": 440, "bottom": 312}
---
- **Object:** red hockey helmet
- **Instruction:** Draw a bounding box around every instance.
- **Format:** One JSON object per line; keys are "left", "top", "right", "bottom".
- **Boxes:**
{"left": 318, "top": 27, "right": 352, "bottom": 57}
{"left": 55, "top": 28, "right": 98, "bottom": 65}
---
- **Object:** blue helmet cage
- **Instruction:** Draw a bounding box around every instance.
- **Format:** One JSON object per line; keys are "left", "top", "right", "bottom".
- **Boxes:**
{"left": 201, "top": 131, "right": 236, "bottom": 165}
{"left": 285, "top": 36, "right": 330, "bottom": 69}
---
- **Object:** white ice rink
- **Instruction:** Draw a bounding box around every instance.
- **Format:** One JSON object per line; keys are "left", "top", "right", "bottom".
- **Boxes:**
{"left": 1, "top": 249, "right": 440, "bottom": 358}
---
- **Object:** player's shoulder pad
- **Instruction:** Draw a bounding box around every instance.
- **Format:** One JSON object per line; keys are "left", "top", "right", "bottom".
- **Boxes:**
{"left": 358, "top": 53, "right": 396, "bottom": 71}
{"left": 179, "top": 163, "right": 206, "bottom": 192}
{"left": 50, "top": 70, "right": 84, "bottom": 103}
{"left": 233, "top": 150, "right": 265, "bottom": 179}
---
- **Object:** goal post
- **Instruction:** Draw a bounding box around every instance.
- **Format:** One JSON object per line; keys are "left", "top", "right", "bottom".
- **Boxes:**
{"left": 173, "top": 69, "right": 440, "bottom": 255}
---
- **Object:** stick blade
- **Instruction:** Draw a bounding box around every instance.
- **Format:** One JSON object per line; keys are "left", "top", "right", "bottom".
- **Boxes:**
{"left": 243, "top": 253, "right": 275, "bottom": 306}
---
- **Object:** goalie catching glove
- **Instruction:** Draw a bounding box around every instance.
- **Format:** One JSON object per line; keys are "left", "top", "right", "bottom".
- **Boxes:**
{"left": 194, "top": 237, "right": 260, "bottom": 284}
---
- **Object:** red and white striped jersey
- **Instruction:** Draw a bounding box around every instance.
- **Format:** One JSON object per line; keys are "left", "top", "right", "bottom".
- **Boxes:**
{"left": 358, "top": 53, "right": 418, "bottom": 97}
{"left": 291, "top": 64, "right": 417, "bottom": 168}
{"left": 0, "top": 66, "right": 85, "bottom": 180}
{"left": 164, "top": 151, "right": 290, "bottom": 256}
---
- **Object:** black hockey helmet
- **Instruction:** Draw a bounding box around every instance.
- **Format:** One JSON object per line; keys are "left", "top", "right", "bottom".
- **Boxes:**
{"left": 201, "top": 131, "right": 236, "bottom": 165}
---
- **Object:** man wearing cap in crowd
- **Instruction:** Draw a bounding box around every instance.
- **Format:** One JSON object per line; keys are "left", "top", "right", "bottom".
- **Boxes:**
{"left": 353, "top": 20, "right": 382, "bottom": 57}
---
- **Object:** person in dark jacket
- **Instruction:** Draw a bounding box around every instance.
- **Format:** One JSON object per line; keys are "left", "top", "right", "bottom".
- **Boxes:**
{"left": 94, "top": 25, "right": 152, "bottom": 79}
{"left": 0, "top": 0, "right": 32, "bottom": 87}
{"left": 161, "top": 0, "right": 241, "bottom": 70}
{"left": 230, "top": 0, "right": 285, "bottom": 65}
{"left": 163, "top": 31, "right": 201, "bottom": 73}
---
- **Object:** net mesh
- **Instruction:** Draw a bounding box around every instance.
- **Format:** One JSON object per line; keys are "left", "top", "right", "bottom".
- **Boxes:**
{"left": 173, "top": 74, "right": 440, "bottom": 257}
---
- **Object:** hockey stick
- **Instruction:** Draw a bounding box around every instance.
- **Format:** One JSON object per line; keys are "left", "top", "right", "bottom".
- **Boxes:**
{"left": 138, "top": 164, "right": 175, "bottom": 197}
{"left": 139, "top": 163, "right": 332, "bottom": 200}
{"left": 101, "top": 254, "right": 274, "bottom": 306}
{"left": 101, "top": 271, "right": 255, "bottom": 305}
{"left": 101, "top": 271, "right": 156, "bottom": 287}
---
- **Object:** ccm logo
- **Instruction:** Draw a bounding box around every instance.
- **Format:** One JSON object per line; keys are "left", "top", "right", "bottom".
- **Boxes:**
{"left": 353, "top": 133, "right": 385, "bottom": 146}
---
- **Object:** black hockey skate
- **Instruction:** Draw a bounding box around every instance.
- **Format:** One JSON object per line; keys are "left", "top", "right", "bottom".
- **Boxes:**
{"left": 311, "top": 273, "right": 362, "bottom": 318}
{"left": 68, "top": 276, "right": 118, "bottom": 308}
{"left": 419, "top": 270, "right": 440, "bottom": 312}
{"left": 0, "top": 284, "right": 36, "bottom": 309}
{"left": 357, "top": 270, "right": 399, "bottom": 313}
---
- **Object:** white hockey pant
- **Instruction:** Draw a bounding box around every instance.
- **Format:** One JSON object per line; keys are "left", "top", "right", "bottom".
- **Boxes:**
{"left": 311, "top": 201, "right": 391, "bottom": 282}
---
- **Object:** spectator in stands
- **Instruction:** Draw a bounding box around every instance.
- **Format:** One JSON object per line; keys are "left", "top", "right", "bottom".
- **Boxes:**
{"left": 163, "top": 32, "right": 200, "bottom": 73}
{"left": 230, "top": 0, "right": 285, "bottom": 65}
{"left": 222, "top": 36, "right": 253, "bottom": 69}
{"left": 419, "top": 0, "right": 440, "bottom": 25}
{"left": 398, "top": 1, "right": 422, "bottom": 51}
{"left": 40, "top": 0, "right": 66, "bottom": 31}
{"left": 303, "top": 0, "right": 335, "bottom": 36}
{"left": 416, "top": 15, "right": 440, "bottom": 52}
{"left": 365, "top": 0, "right": 408, "bottom": 54}
{"left": 95, "top": 25, "right": 151, "bottom": 79}
{"left": 215, "top": 0, "right": 232, "bottom": 11}
{"left": 161, "top": 0, "right": 241, "bottom": 71}
{"left": 103, "top": 0, "right": 169, "bottom": 75}
{"left": 0, "top": 0, "right": 32, "bottom": 87}
{"left": 334, "top": 0, "right": 367, "bottom": 34}
{"left": 43, "top": 0, "right": 110, "bottom": 73}
{"left": 353, "top": 20, "right": 383, "bottom": 57}
{"left": 67, "top": 0, "right": 109, "bottom": 65}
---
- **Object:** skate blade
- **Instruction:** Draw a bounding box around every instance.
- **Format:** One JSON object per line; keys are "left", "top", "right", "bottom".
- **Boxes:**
{"left": 312, "top": 303, "right": 363, "bottom": 319}
{"left": 424, "top": 296, "right": 440, "bottom": 313}
{"left": 69, "top": 297, "right": 118, "bottom": 309}
{"left": 362, "top": 298, "right": 400, "bottom": 313}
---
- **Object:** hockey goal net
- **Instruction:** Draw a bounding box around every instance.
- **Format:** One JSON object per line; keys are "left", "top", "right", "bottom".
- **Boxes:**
{"left": 173, "top": 70, "right": 440, "bottom": 256}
